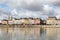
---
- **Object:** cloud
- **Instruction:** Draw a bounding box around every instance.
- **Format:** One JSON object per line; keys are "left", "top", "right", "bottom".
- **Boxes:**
{"left": 0, "top": 0, "right": 60, "bottom": 20}
{"left": 10, "top": 3, "right": 60, "bottom": 19}
{"left": 0, "top": 10, "right": 9, "bottom": 20}
{"left": 4, "top": 0, "right": 60, "bottom": 7}
{"left": 0, "top": 4, "right": 12, "bottom": 20}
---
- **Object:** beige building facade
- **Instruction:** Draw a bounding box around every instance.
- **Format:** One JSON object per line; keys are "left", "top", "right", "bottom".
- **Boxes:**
{"left": 46, "top": 17, "right": 57, "bottom": 25}
{"left": 56, "top": 19, "right": 60, "bottom": 25}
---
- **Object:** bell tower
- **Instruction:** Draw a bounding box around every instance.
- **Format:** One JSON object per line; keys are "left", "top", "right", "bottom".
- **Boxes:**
{"left": 8, "top": 16, "right": 13, "bottom": 20}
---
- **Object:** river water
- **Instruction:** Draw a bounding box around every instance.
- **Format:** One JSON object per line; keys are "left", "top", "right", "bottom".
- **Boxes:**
{"left": 0, "top": 28, "right": 59, "bottom": 40}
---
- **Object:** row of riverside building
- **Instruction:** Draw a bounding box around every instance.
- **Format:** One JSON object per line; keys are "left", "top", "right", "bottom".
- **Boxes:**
{"left": 0, "top": 16, "right": 60, "bottom": 25}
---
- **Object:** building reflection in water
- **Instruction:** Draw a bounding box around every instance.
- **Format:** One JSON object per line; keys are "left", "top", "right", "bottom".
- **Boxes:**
{"left": 0, "top": 27, "right": 59, "bottom": 40}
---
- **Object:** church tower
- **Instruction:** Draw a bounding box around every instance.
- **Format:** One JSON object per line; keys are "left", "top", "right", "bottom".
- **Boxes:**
{"left": 8, "top": 16, "right": 13, "bottom": 20}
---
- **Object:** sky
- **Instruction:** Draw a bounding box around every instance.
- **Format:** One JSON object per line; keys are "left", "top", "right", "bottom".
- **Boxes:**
{"left": 0, "top": 0, "right": 60, "bottom": 20}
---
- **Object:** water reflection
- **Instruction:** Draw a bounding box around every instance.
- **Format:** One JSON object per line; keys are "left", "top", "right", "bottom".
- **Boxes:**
{"left": 0, "top": 28, "right": 59, "bottom": 40}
